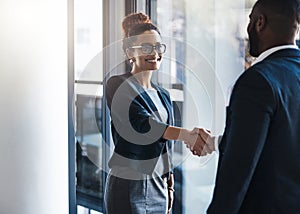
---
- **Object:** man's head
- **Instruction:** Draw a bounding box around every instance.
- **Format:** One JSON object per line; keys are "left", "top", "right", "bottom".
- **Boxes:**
{"left": 247, "top": 0, "right": 300, "bottom": 57}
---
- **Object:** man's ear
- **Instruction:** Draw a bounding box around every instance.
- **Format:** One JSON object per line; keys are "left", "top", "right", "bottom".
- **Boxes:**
{"left": 256, "top": 14, "right": 267, "bottom": 32}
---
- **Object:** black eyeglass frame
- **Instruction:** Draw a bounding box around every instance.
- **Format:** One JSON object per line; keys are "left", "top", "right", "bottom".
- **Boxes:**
{"left": 129, "top": 43, "right": 166, "bottom": 54}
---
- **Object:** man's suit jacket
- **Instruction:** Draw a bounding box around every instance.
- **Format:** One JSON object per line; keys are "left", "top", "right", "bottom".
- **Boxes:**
{"left": 105, "top": 72, "right": 174, "bottom": 175}
{"left": 208, "top": 48, "right": 300, "bottom": 214}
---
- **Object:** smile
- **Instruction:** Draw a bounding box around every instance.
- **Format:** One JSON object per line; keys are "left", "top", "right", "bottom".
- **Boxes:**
{"left": 145, "top": 56, "right": 162, "bottom": 63}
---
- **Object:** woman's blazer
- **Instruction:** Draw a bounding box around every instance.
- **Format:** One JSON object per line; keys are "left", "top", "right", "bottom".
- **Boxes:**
{"left": 105, "top": 72, "right": 174, "bottom": 175}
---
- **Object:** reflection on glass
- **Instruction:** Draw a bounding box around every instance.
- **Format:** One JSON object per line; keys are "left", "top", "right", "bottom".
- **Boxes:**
{"left": 76, "top": 95, "right": 103, "bottom": 212}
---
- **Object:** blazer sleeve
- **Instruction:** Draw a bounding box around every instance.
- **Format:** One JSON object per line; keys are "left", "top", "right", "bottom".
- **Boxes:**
{"left": 106, "top": 75, "right": 169, "bottom": 146}
{"left": 207, "top": 69, "right": 276, "bottom": 214}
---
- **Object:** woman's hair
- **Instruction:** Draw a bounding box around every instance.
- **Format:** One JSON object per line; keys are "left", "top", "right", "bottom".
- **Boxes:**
{"left": 122, "top": 12, "right": 161, "bottom": 53}
{"left": 122, "top": 12, "right": 151, "bottom": 37}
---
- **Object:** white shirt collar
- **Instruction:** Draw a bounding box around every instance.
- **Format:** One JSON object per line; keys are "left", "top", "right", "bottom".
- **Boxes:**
{"left": 251, "top": 44, "right": 298, "bottom": 66}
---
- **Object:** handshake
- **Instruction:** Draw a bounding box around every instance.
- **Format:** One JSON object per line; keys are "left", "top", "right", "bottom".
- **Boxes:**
{"left": 181, "top": 128, "right": 216, "bottom": 156}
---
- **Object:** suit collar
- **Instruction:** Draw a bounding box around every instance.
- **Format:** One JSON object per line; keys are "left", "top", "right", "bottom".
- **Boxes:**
{"left": 252, "top": 45, "right": 299, "bottom": 66}
{"left": 267, "top": 47, "right": 300, "bottom": 58}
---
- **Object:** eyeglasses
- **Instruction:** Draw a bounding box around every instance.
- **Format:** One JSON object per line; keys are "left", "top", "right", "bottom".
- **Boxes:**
{"left": 130, "top": 43, "right": 166, "bottom": 54}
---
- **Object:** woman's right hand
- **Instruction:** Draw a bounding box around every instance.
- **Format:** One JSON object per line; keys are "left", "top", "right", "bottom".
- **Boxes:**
{"left": 183, "top": 128, "right": 215, "bottom": 156}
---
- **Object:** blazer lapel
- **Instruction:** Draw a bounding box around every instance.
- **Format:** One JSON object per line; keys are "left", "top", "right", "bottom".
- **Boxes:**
{"left": 126, "top": 75, "right": 163, "bottom": 121}
{"left": 124, "top": 72, "right": 173, "bottom": 124}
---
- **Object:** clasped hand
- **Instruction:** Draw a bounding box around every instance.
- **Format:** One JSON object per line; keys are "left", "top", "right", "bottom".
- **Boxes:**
{"left": 184, "top": 128, "right": 215, "bottom": 156}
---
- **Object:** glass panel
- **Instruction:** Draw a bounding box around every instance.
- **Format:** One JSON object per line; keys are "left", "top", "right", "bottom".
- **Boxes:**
{"left": 74, "top": 0, "right": 104, "bottom": 212}
{"left": 74, "top": 0, "right": 103, "bottom": 82}
{"left": 77, "top": 205, "right": 103, "bottom": 214}
{"left": 155, "top": 0, "right": 257, "bottom": 213}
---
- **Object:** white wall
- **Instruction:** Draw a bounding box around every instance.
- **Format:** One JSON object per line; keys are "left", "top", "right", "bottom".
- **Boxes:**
{"left": 0, "top": 0, "right": 69, "bottom": 214}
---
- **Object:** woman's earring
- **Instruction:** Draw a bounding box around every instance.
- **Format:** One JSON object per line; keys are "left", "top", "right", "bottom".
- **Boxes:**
{"left": 129, "top": 58, "right": 136, "bottom": 63}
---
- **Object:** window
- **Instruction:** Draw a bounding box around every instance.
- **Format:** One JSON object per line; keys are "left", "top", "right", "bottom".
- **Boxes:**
{"left": 74, "top": 0, "right": 104, "bottom": 213}
{"left": 73, "top": 0, "right": 126, "bottom": 213}
{"left": 147, "top": 0, "right": 257, "bottom": 213}
{"left": 70, "top": 0, "right": 268, "bottom": 213}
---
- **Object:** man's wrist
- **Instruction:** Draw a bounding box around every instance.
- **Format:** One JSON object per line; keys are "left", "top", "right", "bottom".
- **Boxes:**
{"left": 214, "top": 135, "right": 222, "bottom": 151}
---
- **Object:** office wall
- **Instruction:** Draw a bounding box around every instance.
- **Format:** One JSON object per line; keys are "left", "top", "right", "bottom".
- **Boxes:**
{"left": 0, "top": 0, "right": 69, "bottom": 214}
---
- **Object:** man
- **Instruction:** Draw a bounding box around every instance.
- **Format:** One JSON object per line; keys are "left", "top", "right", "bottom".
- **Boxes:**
{"left": 205, "top": 0, "right": 300, "bottom": 213}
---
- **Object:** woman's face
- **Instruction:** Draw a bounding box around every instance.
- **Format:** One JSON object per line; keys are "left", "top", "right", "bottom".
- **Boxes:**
{"left": 128, "top": 30, "right": 165, "bottom": 72}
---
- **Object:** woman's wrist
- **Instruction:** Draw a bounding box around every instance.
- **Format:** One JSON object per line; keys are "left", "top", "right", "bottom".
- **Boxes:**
{"left": 163, "top": 126, "right": 190, "bottom": 142}
{"left": 177, "top": 128, "right": 191, "bottom": 142}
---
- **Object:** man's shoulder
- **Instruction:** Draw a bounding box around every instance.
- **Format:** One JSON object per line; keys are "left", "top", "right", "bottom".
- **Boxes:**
{"left": 250, "top": 49, "right": 300, "bottom": 80}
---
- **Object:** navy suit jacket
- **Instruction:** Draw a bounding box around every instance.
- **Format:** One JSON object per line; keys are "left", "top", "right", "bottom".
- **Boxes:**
{"left": 208, "top": 48, "right": 300, "bottom": 214}
{"left": 105, "top": 72, "right": 174, "bottom": 175}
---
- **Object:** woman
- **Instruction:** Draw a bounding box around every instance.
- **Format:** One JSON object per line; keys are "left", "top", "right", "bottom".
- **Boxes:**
{"left": 104, "top": 13, "right": 209, "bottom": 214}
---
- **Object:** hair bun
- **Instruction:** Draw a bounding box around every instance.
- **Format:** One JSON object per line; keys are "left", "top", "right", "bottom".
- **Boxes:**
{"left": 122, "top": 13, "right": 151, "bottom": 37}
